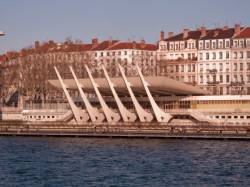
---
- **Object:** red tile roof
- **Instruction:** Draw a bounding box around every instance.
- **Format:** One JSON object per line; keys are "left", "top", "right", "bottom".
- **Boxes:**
{"left": 234, "top": 27, "right": 250, "bottom": 38}
{"left": 91, "top": 40, "right": 119, "bottom": 51}
{"left": 107, "top": 41, "right": 157, "bottom": 51}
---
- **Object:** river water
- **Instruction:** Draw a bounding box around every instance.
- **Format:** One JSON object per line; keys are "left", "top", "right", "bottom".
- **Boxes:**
{"left": 0, "top": 137, "right": 249, "bottom": 186}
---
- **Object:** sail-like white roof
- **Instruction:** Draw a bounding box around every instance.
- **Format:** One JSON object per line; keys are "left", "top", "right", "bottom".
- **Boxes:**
{"left": 49, "top": 76, "right": 209, "bottom": 96}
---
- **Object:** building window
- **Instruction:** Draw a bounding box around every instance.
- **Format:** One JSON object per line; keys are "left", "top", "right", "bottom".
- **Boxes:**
{"left": 107, "top": 52, "right": 110, "bottom": 56}
{"left": 181, "top": 65, "right": 184, "bottom": 72}
{"left": 240, "top": 51, "right": 243, "bottom": 59}
{"left": 247, "top": 75, "right": 250, "bottom": 83}
{"left": 207, "top": 75, "right": 210, "bottom": 82}
{"left": 175, "top": 44, "right": 179, "bottom": 50}
{"left": 100, "top": 52, "right": 103, "bottom": 57}
{"left": 212, "top": 52, "right": 216, "bottom": 60}
{"left": 124, "top": 51, "right": 127, "bottom": 55}
{"left": 188, "top": 64, "right": 191, "bottom": 72}
{"left": 240, "top": 75, "right": 244, "bottom": 82}
{"left": 200, "top": 64, "right": 203, "bottom": 72}
{"left": 180, "top": 43, "right": 185, "bottom": 50}
{"left": 212, "top": 41, "right": 216, "bottom": 49}
{"left": 206, "top": 53, "right": 209, "bottom": 60}
{"left": 200, "top": 76, "right": 203, "bottom": 84}
{"left": 219, "top": 41, "right": 223, "bottom": 48}
{"left": 247, "top": 51, "right": 250, "bottom": 59}
{"left": 219, "top": 52, "right": 223, "bottom": 59}
{"left": 220, "top": 75, "right": 223, "bottom": 83}
{"left": 239, "top": 40, "right": 244, "bottom": 47}
{"left": 220, "top": 87, "right": 223, "bottom": 95}
{"left": 233, "top": 52, "right": 237, "bottom": 59}
{"left": 234, "top": 63, "right": 237, "bottom": 71}
{"left": 234, "top": 40, "right": 238, "bottom": 47}
{"left": 219, "top": 63, "right": 223, "bottom": 71}
{"left": 205, "top": 42, "right": 210, "bottom": 49}
{"left": 226, "top": 40, "right": 230, "bottom": 48}
{"left": 112, "top": 52, "right": 116, "bottom": 56}
{"left": 240, "top": 63, "right": 243, "bottom": 71}
{"left": 160, "top": 45, "right": 166, "bottom": 51}
{"left": 192, "top": 64, "right": 195, "bottom": 72}
{"left": 226, "top": 75, "right": 230, "bottom": 83}
{"left": 247, "top": 63, "right": 250, "bottom": 70}
{"left": 170, "top": 44, "right": 174, "bottom": 50}
{"left": 226, "top": 51, "right": 230, "bottom": 59}
{"left": 118, "top": 51, "right": 121, "bottom": 55}
{"left": 176, "top": 65, "right": 179, "bottom": 72}
{"left": 199, "top": 42, "right": 203, "bottom": 49}
{"left": 234, "top": 75, "right": 238, "bottom": 81}
{"left": 188, "top": 53, "right": 191, "bottom": 60}
{"left": 199, "top": 53, "right": 203, "bottom": 60}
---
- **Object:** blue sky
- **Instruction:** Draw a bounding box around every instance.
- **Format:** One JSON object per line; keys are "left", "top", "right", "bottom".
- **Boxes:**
{"left": 0, "top": 0, "right": 250, "bottom": 54}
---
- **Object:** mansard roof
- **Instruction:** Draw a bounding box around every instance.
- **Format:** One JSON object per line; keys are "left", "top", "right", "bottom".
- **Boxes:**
{"left": 165, "top": 27, "right": 238, "bottom": 42}
{"left": 164, "top": 30, "right": 202, "bottom": 42}
{"left": 200, "top": 28, "right": 235, "bottom": 40}
{"left": 234, "top": 27, "right": 250, "bottom": 39}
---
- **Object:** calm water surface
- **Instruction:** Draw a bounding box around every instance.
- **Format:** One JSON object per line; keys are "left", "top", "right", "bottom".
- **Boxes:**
{"left": 0, "top": 137, "right": 249, "bottom": 186}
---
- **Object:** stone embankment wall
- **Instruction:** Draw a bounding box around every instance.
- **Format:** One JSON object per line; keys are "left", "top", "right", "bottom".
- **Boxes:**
{"left": 0, "top": 122, "right": 250, "bottom": 139}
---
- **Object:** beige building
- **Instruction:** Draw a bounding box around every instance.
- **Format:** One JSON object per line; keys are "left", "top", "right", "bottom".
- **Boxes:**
{"left": 157, "top": 24, "right": 250, "bottom": 95}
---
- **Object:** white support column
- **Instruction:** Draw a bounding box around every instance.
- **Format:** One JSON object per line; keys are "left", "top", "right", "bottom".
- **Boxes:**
{"left": 118, "top": 64, "right": 153, "bottom": 122}
{"left": 69, "top": 66, "right": 104, "bottom": 123}
{"left": 101, "top": 65, "right": 137, "bottom": 122}
{"left": 85, "top": 65, "right": 120, "bottom": 123}
{"left": 54, "top": 66, "right": 89, "bottom": 124}
{"left": 135, "top": 64, "right": 172, "bottom": 123}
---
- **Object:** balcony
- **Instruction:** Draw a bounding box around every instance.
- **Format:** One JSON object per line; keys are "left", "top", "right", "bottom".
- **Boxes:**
{"left": 230, "top": 81, "right": 245, "bottom": 86}
{"left": 207, "top": 81, "right": 220, "bottom": 85}
{"left": 206, "top": 69, "right": 217, "bottom": 74}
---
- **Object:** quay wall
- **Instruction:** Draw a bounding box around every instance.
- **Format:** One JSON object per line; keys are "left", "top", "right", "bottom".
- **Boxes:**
{"left": 1, "top": 121, "right": 250, "bottom": 139}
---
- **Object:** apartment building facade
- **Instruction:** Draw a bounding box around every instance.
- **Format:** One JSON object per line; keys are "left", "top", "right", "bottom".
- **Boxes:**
{"left": 157, "top": 24, "right": 250, "bottom": 95}
{"left": 89, "top": 39, "right": 157, "bottom": 77}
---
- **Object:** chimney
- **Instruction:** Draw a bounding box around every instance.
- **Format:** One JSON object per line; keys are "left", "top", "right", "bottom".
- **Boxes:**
{"left": 108, "top": 40, "right": 113, "bottom": 47}
{"left": 223, "top": 25, "right": 228, "bottom": 30}
{"left": 160, "top": 31, "right": 164, "bottom": 41}
{"left": 132, "top": 41, "right": 137, "bottom": 49}
{"left": 20, "top": 49, "right": 27, "bottom": 57}
{"left": 183, "top": 29, "right": 189, "bottom": 39}
{"left": 35, "top": 41, "right": 40, "bottom": 49}
{"left": 234, "top": 24, "right": 241, "bottom": 35}
{"left": 48, "top": 40, "right": 54, "bottom": 45}
{"left": 92, "top": 38, "right": 98, "bottom": 47}
{"left": 168, "top": 32, "right": 174, "bottom": 38}
{"left": 201, "top": 26, "right": 206, "bottom": 37}
{"left": 140, "top": 39, "right": 145, "bottom": 48}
